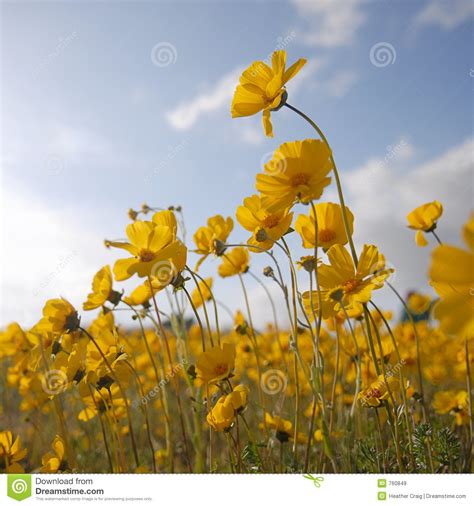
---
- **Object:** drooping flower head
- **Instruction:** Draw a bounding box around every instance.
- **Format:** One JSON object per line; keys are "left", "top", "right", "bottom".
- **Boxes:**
{"left": 40, "top": 435, "right": 67, "bottom": 473}
{"left": 406, "top": 200, "right": 443, "bottom": 247}
{"left": 193, "top": 215, "right": 234, "bottom": 270}
{"left": 38, "top": 298, "right": 80, "bottom": 336}
{"left": 256, "top": 139, "right": 333, "bottom": 212}
{"left": 295, "top": 202, "right": 354, "bottom": 251}
{"left": 83, "top": 265, "right": 118, "bottom": 311}
{"left": 236, "top": 194, "right": 293, "bottom": 251}
{"left": 231, "top": 50, "right": 306, "bottom": 137}
{"left": 218, "top": 247, "right": 250, "bottom": 278}
{"left": 206, "top": 384, "right": 248, "bottom": 432}
{"left": 0, "top": 431, "right": 28, "bottom": 473}
{"left": 191, "top": 277, "right": 213, "bottom": 309}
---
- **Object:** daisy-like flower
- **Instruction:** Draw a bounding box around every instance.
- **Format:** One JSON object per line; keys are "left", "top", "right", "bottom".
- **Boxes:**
{"left": 123, "top": 278, "right": 162, "bottom": 306}
{"left": 195, "top": 343, "right": 236, "bottom": 383}
{"left": 38, "top": 298, "right": 80, "bottom": 335}
{"left": 218, "top": 247, "right": 250, "bottom": 278}
{"left": 302, "top": 244, "right": 392, "bottom": 319}
{"left": 40, "top": 435, "right": 67, "bottom": 473}
{"left": 231, "top": 50, "right": 306, "bottom": 137}
{"left": 83, "top": 265, "right": 120, "bottom": 311}
{"left": 406, "top": 200, "right": 443, "bottom": 247}
{"left": 432, "top": 390, "right": 469, "bottom": 426}
{"left": 429, "top": 213, "right": 474, "bottom": 336}
{"left": 256, "top": 139, "right": 333, "bottom": 212}
{"left": 261, "top": 413, "right": 294, "bottom": 443}
{"left": 358, "top": 374, "right": 400, "bottom": 407}
{"left": 193, "top": 215, "right": 234, "bottom": 270}
{"left": 236, "top": 194, "right": 293, "bottom": 251}
{"left": 109, "top": 211, "right": 187, "bottom": 283}
{"left": 206, "top": 384, "right": 248, "bottom": 432}
{"left": 295, "top": 202, "right": 354, "bottom": 252}
{"left": 0, "top": 431, "right": 28, "bottom": 473}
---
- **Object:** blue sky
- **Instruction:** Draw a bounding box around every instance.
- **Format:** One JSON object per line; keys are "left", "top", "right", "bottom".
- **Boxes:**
{"left": 1, "top": 0, "right": 473, "bottom": 327}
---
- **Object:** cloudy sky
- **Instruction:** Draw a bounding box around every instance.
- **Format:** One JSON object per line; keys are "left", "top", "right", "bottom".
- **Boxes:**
{"left": 1, "top": 0, "right": 473, "bottom": 328}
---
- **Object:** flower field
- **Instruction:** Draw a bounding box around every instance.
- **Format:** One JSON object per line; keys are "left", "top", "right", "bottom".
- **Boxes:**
{"left": 1, "top": 50, "right": 472, "bottom": 474}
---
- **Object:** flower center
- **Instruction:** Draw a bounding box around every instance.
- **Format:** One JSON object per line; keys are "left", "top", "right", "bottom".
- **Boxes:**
{"left": 367, "top": 387, "right": 382, "bottom": 398}
{"left": 262, "top": 214, "right": 280, "bottom": 229}
{"left": 139, "top": 249, "right": 155, "bottom": 262}
{"left": 343, "top": 278, "right": 360, "bottom": 294}
{"left": 291, "top": 172, "right": 310, "bottom": 187}
{"left": 319, "top": 228, "right": 336, "bottom": 243}
{"left": 214, "top": 363, "right": 228, "bottom": 376}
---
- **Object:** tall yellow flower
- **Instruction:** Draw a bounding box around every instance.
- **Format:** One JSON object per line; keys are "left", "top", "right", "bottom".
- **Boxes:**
{"left": 358, "top": 374, "right": 400, "bottom": 407}
{"left": 110, "top": 211, "right": 187, "bottom": 283}
{"left": 207, "top": 384, "right": 248, "bottom": 432}
{"left": 429, "top": 213, "right": 474, "bottom": 336}
{"left": 236, "top": 194, "right": 293, "bottom": 251}
{"left": 256, "top": 139, "right": 333, "bottom": 212}
{"left": 0, "top": 431, "right": 27, "bottom": 473}
{"left": 219, "top": 247, "right": 250, "bottom": 277}
{"left": 195, "top": 343, "right": 236, "bottom": 383}
{"left": 193, "top": 215, "right": 234, "bottom": 270}
{"left": 83, "top": 265, "right": 117, "bottom": 311}
{"left": 295, "top": 202, "right": 354, "bottom": 251}
{"left": 303, "top": 244, "right": 392, "bottom": 318}
{"left": 406, "top": 200, "right": 443, "bottom": 247}
{"left": 231, "top": 50, "right": 306, "bottom": 137}
{"left": 38, "top": 298, "right": 80, "bottom": 335}
{"left": 40, "top": 435, "right": 66, "bottom": 473}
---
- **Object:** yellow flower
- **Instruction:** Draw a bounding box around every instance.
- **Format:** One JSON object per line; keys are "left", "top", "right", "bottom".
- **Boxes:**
{"left": 0, "top": 431, "right": 28, "bottom": 473}
{"left": 304, "top": 244, "right": 392, "bottom": 318}
{"left": 206, "top": 384, "right": 248, "bottom": 432}
{"left": 295, "top": 202, "right": 354, "bottom": 251}
{"left": 83, "top": 265, "right": 116, "bottom": 311}
{"left": 38, "top": 298, "right": 80, "bottom": 335}
{"left": 196, "top": 343, "right": 236, "bottom": 383}
{"left": 123, "top": 278, "right": 163, "bottom": 306}
{"left": 219, "top": 247, "right": 250, "bottom": 277}
{"left": 231, "top": 50, "right": 306, "bottom": 137}
{"left": 193, "top": 215, "right": 234, "bottom": 269}
{"left": 236, "top": 194, "right": 293, "bottom": 250}
{"left": 358, "top": 374, "right": 400, "bottom": 407}
{"left": 429, "top": 214, "right": 474, "bottom": 335}
{"left": 40, "top": 435, "right": 66, "bottom": 473}
{"left": 406, "top": 200, "right": 443, "bottom": 247}
{"left": 110, "top": 211, "right": 187, "bottom": 282}
{"left": 191, "top": 277, "right": 213, "bottom": 309}
{"left": 256, "top": 139, "right": 333, "bottom": 212}
{"left": 407, "top": 292, "right": 431, "bottom": 315}
{"left": 262, "top": 412, "right": 293, "bottom": 442}
{"left": 432, "top": 390, "right": 469, "bottom": 426}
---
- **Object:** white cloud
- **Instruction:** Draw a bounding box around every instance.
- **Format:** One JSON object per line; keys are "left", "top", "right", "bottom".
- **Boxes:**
{"left": 414, "top": 0, "right": 474, "bottom": 30}
{"left": 340, "top": 137, "right": 473, "bottom": 303}
{"left": 0, "top": 179, "right": 111, "bottom": 327}
{"left": 165, "top": 67, "right": 243, "bottom": 130}
{"left": 291, "top": 0, "right": 367, "bottom": 48}
{"left": 324, "top": 70, "right": 358, "bottom": 98}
